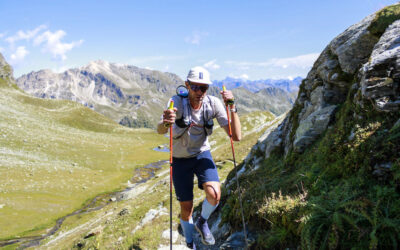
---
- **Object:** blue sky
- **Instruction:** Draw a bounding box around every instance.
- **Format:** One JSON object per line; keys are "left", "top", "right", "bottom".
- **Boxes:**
{"left": 0, "top": 0, "right": 397, "bottom": 80}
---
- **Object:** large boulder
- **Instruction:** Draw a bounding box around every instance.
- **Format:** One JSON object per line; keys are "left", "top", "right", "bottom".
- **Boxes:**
{"left": 360, "top": 19, "right": 400, "bottom": 112}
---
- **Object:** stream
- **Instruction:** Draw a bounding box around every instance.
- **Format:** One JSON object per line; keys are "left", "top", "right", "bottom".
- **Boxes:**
{"left": 0, "top": 160, "right": 168, "bottom": 249}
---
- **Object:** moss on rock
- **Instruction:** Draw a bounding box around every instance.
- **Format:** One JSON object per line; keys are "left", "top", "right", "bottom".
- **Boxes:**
{"left": 368, "top": 4, "right": 400, "bottom": 37}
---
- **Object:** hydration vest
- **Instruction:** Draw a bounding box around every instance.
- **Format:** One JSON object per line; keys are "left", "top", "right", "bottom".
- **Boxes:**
{"left": 173, "top": 95, "right": 215, "bottom": 139}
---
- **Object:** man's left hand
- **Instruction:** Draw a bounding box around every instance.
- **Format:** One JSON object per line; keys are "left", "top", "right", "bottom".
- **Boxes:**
{"left": 220, "top": 90, "right": 234, "bottom": 105}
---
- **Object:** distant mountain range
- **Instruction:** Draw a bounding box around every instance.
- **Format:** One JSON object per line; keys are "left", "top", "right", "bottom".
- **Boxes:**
{"left": 16, "top": 60, "right": 181, "bottom": 128}
{"left": 212, "top": 76, "right": 302, "bottom": 93}
{"left": 16, "top": 61, "right": 301, "bottom": 128}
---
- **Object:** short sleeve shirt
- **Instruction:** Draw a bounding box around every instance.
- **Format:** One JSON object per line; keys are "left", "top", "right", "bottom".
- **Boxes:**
{"left": 166, "top": 95, "right": 228, "bottom": 158}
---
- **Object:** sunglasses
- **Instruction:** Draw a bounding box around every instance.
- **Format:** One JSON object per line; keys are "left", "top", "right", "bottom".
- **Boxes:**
{"left": 189, "top": 82, "right": 209, "bottom": 93}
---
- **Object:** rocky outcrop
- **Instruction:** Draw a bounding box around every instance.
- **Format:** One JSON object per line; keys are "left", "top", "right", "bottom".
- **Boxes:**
{"left": 360, "top": 19, "right": 400, "bottom": 112}
{"left": 0, "top": 53, "right": 13, "bottom": 81}
{"left": 213, "top": 4, "right": 400, "bottom": 249}
{"left": 254, "top": 4, "right": 400, "bottom": 156}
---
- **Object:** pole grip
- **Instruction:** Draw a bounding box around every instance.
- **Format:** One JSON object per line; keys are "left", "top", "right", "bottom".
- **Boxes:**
{"left": 222, "top": 85, "right": 234, "bottom": 105}
{"left": 164, "top": 100, "right": 174, "bottom": 128}
{"left": 168, "top": 100, "right": 174, "bottom": 110}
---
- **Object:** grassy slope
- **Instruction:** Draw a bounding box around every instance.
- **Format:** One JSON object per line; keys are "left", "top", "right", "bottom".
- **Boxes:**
{"left": 0, "top": 78, "right": 168, "bottom": 240}
{"left": 39, "top": 110, "right": 279, "bottom": 249}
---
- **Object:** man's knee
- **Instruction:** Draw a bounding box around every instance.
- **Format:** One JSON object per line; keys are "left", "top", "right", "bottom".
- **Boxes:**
{"left": 203, "top": 182, "right": 221, "bottom": 205}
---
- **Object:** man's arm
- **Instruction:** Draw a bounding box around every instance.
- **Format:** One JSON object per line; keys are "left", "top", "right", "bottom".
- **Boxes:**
{"left": 222, "top": 104, "right": 241, "bottom": 141}
{"left": 157, "top": 120, "right": 168, "bottom": 134}
{"left": 157, "top": 107, "right": 177, "bottom": 134}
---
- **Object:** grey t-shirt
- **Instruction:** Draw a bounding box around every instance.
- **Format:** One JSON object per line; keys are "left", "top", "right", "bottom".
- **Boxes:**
{"left": 166, "top": 95, "right": 228, "bottom": 158}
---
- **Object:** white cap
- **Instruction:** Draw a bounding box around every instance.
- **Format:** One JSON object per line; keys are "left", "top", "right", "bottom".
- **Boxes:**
{"left": 186, "top": 66, "right": 212, "bottom": 85}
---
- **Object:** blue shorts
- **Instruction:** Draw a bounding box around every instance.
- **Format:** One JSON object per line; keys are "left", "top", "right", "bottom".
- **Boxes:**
{"left": 172, "top": 150, "right": 220, "bottom": 201}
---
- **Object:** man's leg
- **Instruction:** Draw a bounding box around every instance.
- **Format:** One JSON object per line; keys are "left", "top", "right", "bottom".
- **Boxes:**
{"left": 179, "top": 201, "right": 195, "bottom": 248}
{"left": 171, "top": 156, "right": 196, "bottom": 248}
{"left": 194, "top": 151, "right": 220, "bottom": 245}
{"left": 202, "top": 181, "right": 221, "bottom": 216}
{"left": 195, "top": 183, "right": 220, "bottom": 245}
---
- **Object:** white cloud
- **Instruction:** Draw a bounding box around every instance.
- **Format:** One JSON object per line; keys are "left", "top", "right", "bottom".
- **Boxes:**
{"left": 129, "top": 55, "right": 185, "bottom": 65}
{"left": 185, "top": 31, "right": 208, "bottom": 45}
{"left": 10, "top": 46, "right": 29, "bottom": 64}
{"left": 228, "top": 74, "right": 249, "bottom": 80}
{"left": 5, "top": 25, "right": 47, "bottom": 45}
{"left": 240, "top": 74, "right": 249, "bottom": 79}
{"left": 225, "top": 53, "right": 320, "bottom": 69}
{"left": 0, "top": 47, "right": 4, "bottom": 53}
{"left": 0, "top": 33, "right": 5, "bottom": 39}
{"left": 267, "top": 53, "right": 320, "bottom": 69}
{"left": 34, "top": 30, "right": 83, "bottom": 60}
{"left": 204, "top": 59, "right": 220, "bottom": 70}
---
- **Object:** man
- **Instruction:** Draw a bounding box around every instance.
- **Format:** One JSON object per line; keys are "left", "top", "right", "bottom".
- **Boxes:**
{"left": 157, "top": 66, "right": 241, "bottom": 249}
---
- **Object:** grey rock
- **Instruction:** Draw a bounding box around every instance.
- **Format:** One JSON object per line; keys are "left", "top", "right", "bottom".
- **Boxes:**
{"left": 329, "top": 13, "right": 378, "bottom": 74}
{"left": 210, "top": 215, "right": 231, "bottom": 240}
{"left": 118, "top": 207, "right": 130, "bottom": 216}
{"left": 360, "top": 20, "right": 400, "bottom": 112}
{"left": 261, "top": 119, "right": 286, "bottom": 158}
{"left": 294, "top": 105, "right": 337, "bottom": 152}
{"left": 220, "top": 231, "right": 255, "bottom": 250}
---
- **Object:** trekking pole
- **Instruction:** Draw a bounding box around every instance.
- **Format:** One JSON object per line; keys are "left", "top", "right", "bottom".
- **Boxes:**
{"left": 167, "top": 100, "right": 174, "bottom": 250}
{"left": 222, "top": 86, "right": 248, "bottom": 249}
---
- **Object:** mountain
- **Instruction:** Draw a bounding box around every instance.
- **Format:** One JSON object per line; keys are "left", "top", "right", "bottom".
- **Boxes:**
{"left": 212, "top": 76, "right": 302, "bottom": 93}
{"left": 210, "top": 3, "right": 400, "bottom": 249}
{"left": 16, "top": 62, "right": 298, "bottom": 127}
{"left": 16, "top": 60, "right": 183, "bottom": 128}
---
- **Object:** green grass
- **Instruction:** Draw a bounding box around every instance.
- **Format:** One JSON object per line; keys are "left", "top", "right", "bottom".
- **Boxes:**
{"left": 0, "top": 79, "right": 168, "bottom": 240}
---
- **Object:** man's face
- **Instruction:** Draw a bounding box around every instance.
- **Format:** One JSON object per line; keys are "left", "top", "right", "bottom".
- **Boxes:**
{"left": 186, "top": 81, "right": 209, "bottom": 102}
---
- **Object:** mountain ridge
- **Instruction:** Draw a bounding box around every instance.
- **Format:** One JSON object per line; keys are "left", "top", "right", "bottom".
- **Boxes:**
{"left": 16, "top": 61, "right": 298, "bottom": 127}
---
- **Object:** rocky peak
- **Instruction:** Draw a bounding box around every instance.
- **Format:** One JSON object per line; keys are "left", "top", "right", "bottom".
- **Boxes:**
{"left": 0, "top": 53, "right": 14, "bottom": 81}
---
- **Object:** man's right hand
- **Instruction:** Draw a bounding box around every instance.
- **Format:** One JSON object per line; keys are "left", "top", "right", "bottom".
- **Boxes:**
{"left": 163, "top": 107, "right": 177, "bottom": 126}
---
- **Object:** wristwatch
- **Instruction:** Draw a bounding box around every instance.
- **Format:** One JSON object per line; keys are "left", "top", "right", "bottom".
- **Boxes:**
{"left": 230, "top": 105, "right": 237, "bottom": 113}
